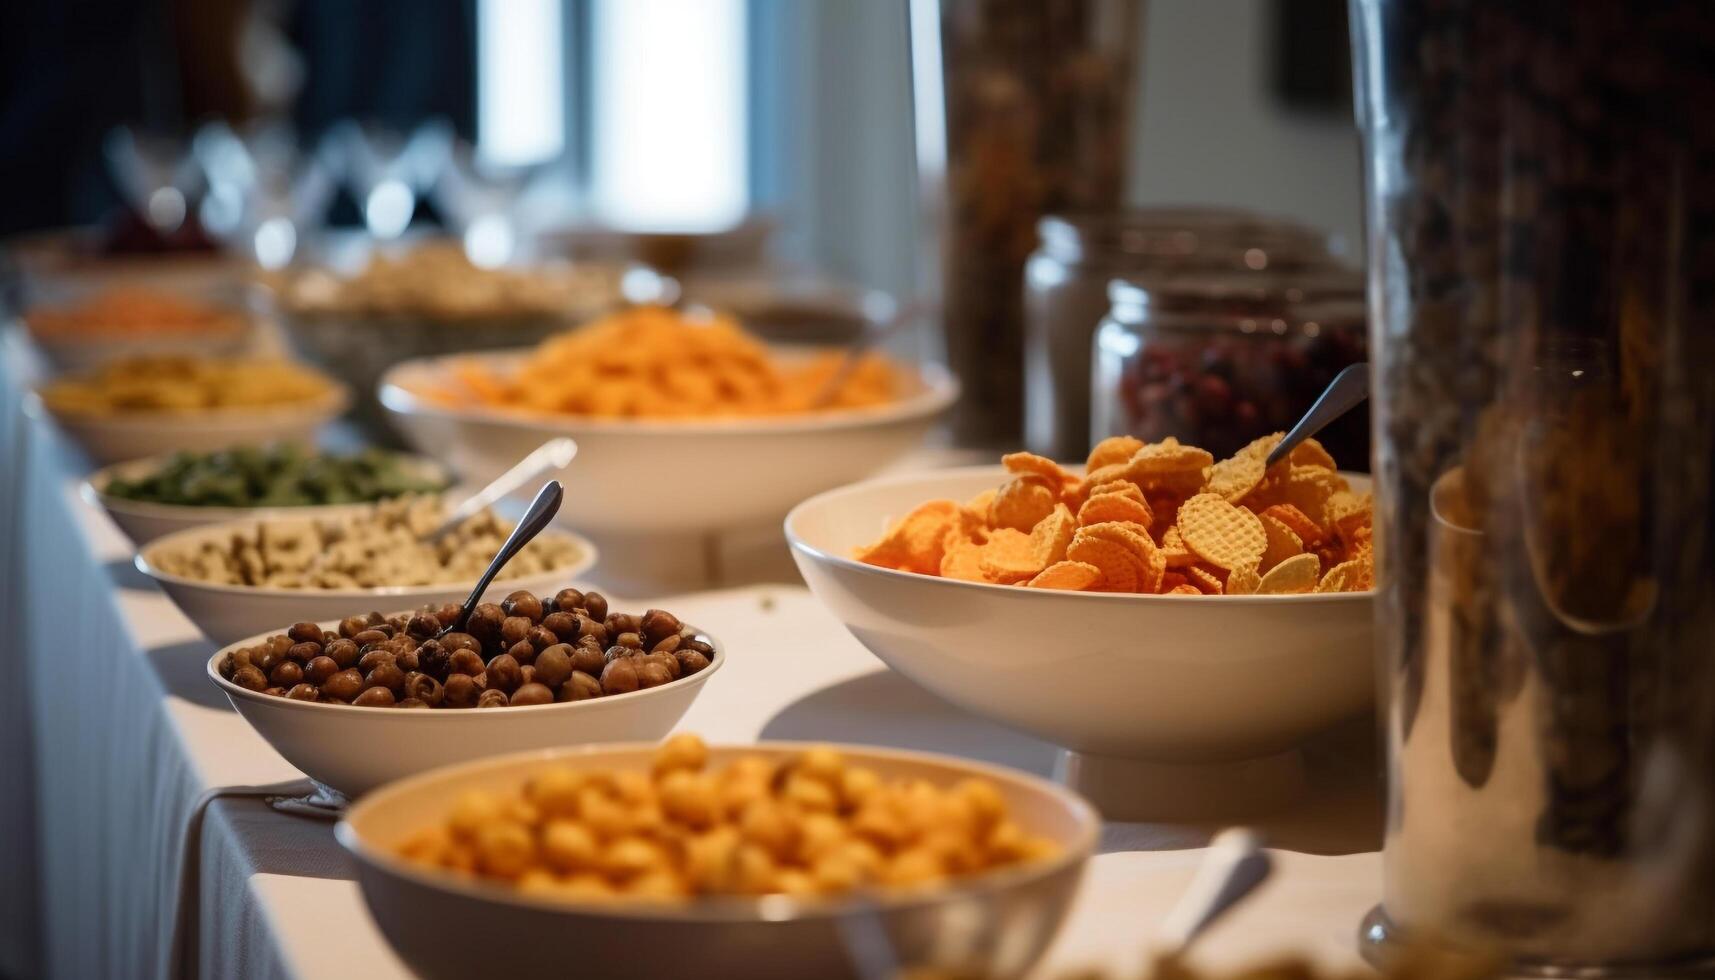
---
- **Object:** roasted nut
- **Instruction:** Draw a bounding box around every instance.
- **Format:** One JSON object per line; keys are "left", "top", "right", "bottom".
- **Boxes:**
{"left": 502, "top": 590, "right": 544, "bottom": 623}
{"left": 501, "top": 616, "right": 533, "bottom": 647}
{"left": 267, "top": 634, "right": 294, "bottom": 655}
{"left": 405, "top": 614, "right": 440, "bottom": 639}
{"left": 518, "top": 665, "right": 538, "bottom": 687}
{"left": 651, "top": 634, "right": 682, "bottom": 654}
{"left": 466, "top": 603, "right": 506, "bottom": 644}
{"left": 682, "top": 638, "right": 714, "bottom": 657}
{"left": 232, "top": 665, "right": 268, "bottom": 692}
{"left": 643, "top": 650, "right": 681, "bottom": 679}
{"left": 288, "top": 621, "right": 323, "bottom": 644}
{"left": 605, "top": 613, "right": 641, "bottom": 638}
{"left": 600, "top": 657, "right": 640, "bottom": 695}
{"left": 432, "top": 602, "right": 463, "bottom": 628}
{"left": 351, "top": 629, "right": 389, "bottom": 648}
{"left": 322, "top": 668, "right": 364, "bottom": 701}
{"left": 440, "top": 631, "right": 480, "bottom": 653}
{"left": 525, "top": 626, "right": 559, "bottom": 654}
{"left": 403, "top": 672, "right": 444, "bottom": 706}
{"left": 540, "top": 611, "right": 579, "bottom": 643}
{"left": 325, "top": 638, "right": 360, "bottom": 670}
{"left": 571, "top": 637, "right": 605, "bottom": 675}
{"left": 477, "top": 689, "right": 510, "bottom": 709}
{"left": 285, "top": 683, "right": 319, "bottom": 702}
{"left": 354, "top": 686, "right": 397, "bottom": 708}
{"left": 675, "top": 648, "right": 712, "bottom": 676}
{"left": 286, "top": 641, "right": 322, "bottom": 664}
{"left": 636, "top": 662, "right": 672, "bottom": 689}
{"left": 640, "top": 609, "right": 682, "bottom": 646}
{"left": 448, "top": 649, "right": 486, "bottom": 677}
{"left": 270, "top": 660, "right": 305, "bottom": 687}
{"left": 534, "top": 644, "right": 574, "bottom": 688}
{"left": 443, "top": 673, "right": 480, "bottom": 708}
{"left": 574, "top": 614, "right": 608, "bottom": 647}
{"left": 254, "top": 647, "right": 281, "bottom": 676}
{"left": 507, "top": 640, "right": 537, "bottom": 667}
{"left": 263, "top": 686, "right": 287, "bottom": 698}
{"left": 339, "top": 615, "right": 370, "bottom": 639}
{"left": 553, "top": 588, "right": 586, "bottom": 614}
{"left": 615, "top": 631, "right": 644, "bottom": 650}
{"left": 395, "top": 645, "right": 421, "bottom": 673}
{"left": 304, "top": 656, "right": 338, "bottom": 685}
{"left": 224, "top": 649, "right": 252, "bottom": 675}
{"left": 366, "top": 662, "right": 407, "bottom": 693}
{"left": 582, "top": 592, "right": 609, "bottom": 622}
{"left": 486, "top": 654, "right": 523, "bottom": 694}
{"left": 359, "top": 649, "right": 396, "bottom": 674}
{"left": 604, "top": 645, "right": 635, "bottom": 666}
{"left": 560, "top": 671, "right": 603, "bottom": 702}
{"left": 510, "top": 682, "right": 554, "bottom": 707}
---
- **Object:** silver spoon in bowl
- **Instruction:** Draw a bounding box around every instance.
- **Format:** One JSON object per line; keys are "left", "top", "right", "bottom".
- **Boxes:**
{"left": 422, "top": 438, "right": 576, "bottom": 544}
{"left": 436, "top": 479, "right": 563, "bottom": 638}
{"left": 1265, "top": 363, "right": 1370, "bottom": 469}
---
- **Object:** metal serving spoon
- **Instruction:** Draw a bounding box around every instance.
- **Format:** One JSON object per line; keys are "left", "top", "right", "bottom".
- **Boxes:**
{"left": 437, "top": 479, "right": 563, "bottom": 638}
{"left": 423, "top": 438, "right": 577, "bottom": 544}
{"left": 1266, "top": 363, "right": 1370, "bottom": 469}
{"left": 1159, "top": 828, "right": 1275, "bottom": 953}
{"left": 809, "top": 297, "right": 931, "bottom": 409}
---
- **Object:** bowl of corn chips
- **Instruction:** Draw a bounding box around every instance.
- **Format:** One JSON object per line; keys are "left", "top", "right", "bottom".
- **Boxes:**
{"left": 785, "top": 435, "right": 1374, "bottom": 819}
{"left": 378, "top": 306, "right": 958, "bottom": 536}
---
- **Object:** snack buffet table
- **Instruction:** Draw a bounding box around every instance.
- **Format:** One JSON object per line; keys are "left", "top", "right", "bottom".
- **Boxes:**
{"left": 0, "top": 335, "right": 1385, "bottom": 979}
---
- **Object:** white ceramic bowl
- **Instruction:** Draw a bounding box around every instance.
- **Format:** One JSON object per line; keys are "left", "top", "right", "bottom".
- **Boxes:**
{"left": 786, "top": 465, "right": 1376, "bottom": 819}
{"left": 207, "top": 622, "right": 724, "bottom": 798}
{"left": 378, "top": 349, "right": 958, "bottom": 534}
{"left": 82, "top": 451, "right": 452, "bottom": 544}
{"left": 145, "top": 522, "right": 598, "bottom": 646}
{"left": 29, "top": 383, "right": 351, "bottom": 466}
{"left": 338, "top": 741, "right": 1098, "bottom": 980}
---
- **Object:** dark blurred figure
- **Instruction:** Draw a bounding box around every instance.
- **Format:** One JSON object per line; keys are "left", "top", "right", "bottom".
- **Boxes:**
{"left": 0, "top": 0, "right": 474, "bottom": 238}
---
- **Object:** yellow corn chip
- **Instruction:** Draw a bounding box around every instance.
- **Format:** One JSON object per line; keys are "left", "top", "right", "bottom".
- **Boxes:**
{"left": 1255, "top": 552, "right": 1320, "bottom": 594}
{"left": 1176, "top": 493, "right": 1267, "bottom": 571}
{"left": 1086, "top": 435, "right": 1144, "bottom": 472}
{"left": 1027, "top": 560, "right": 1101, "bottom": 591}
{"left": 1259, "top": 513, "right": 1305, "bottom": 573}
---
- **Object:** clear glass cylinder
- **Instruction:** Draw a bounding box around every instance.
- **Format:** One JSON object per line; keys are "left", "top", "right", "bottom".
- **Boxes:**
{"left": 1351, "top": 0, "right": 1715, "bottom": 972}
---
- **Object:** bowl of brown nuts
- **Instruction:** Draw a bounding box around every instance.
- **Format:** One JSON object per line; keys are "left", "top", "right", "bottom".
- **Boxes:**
{"left": 206, "top": 590, "right": 723, "bottom": 797}
{"left": 140, "top": 497, "right": 596, "bottom": 645}
{"left": 336, "top": 734, "right": 1098, "bottom": 980}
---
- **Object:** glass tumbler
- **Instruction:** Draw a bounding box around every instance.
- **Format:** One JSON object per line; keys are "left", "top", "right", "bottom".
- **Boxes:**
{"left": 1352, "top": 0, "right": 1715, "bottom": 973}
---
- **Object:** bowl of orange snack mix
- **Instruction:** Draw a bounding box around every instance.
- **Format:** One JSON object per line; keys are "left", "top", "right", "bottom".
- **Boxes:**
{"left": 337, "top": 734, "right": 1096, "bottom": 980}
{"left": 785, "top": 435, "right": 1375, "bottom": 817}
{"left": 379, "top": 305, "right": 958, "bottom": 534}
{"left": 24, "top": 285, "right": 251, "bottom": 371}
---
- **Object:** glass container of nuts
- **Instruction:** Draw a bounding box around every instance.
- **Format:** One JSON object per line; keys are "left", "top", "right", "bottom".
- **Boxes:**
{"left": 1090, "top": 272, "right": 1369, "bottom": 467}
{"left": 1352, "top": 0, "right": 1715, "bottom": 974}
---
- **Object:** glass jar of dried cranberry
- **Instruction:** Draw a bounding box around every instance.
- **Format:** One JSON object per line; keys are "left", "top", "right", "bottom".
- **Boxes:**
{"left": 1090, "top": 273, "right": 1369, "bottom": 468}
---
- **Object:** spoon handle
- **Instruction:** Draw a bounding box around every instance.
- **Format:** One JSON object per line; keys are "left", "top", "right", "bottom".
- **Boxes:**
{"left": 447, "top": 480, "right": 563, "bottom": 633}
{"left": 1159, "top": 828, "right": 1274, "bottom": 953}
{"left": 428, "top": 438, "right": 577, "bottom": 543}
{"left": 1266, "top": 363, "right": 1371, "bottom": 469}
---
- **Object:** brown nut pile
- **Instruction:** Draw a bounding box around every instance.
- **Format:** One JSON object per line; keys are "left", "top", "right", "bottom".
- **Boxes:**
{"left": 216, "top": 588, "right": 713, "bottom": 708}
{"left": 396, "top": 734, "right": 1061, "bottom": 901}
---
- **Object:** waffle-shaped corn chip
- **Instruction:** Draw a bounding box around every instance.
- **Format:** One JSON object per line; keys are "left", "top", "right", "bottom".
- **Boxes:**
{"left": 1185, "top": 564, "right": 1225, "bottom": 595}
{"left": 990, "top": 477, "right": 1057, "bottom": 532}
{"left": 1066, "top": 535, "right": 1141, "bottom": 593}
{"left": 1002, "top": 451, "right": 1071, "bottom": 485}
{"left": 963, "top": 488, "right": 998, "bottom": 526}
{"left": 1351, "top": 556, "right": 1375, "bottom": 590}
{"left": 1289, "top": 437, "right": 1338, "bottom": 471}
{"left": 1077, "top": 492, "right": 1153, "bottom": 529}
{"left": 1327, "top": 490, "right": 1373, "bottom": 542}
{"left": 1026, "top": 560, "right": 1100, "bottom": 591}
{"left": 1087, "top": 479, "right": 1145, "bottom": 504}
{"left": 1078, "top": 521, "right": 1166, "bottom": 593}
{"left": 1166, "top": 583, "right": 1203, "bottom": 596}
{"left": 1160, "top": 525, "right": 1197, "bottom": 567}
{"left": 1259, "top": 513, "right": 1305, "bottom": 572}
{"left": 1235, "top": 431, "right": 1285, "bottom": 460}
{"left": 1316, "top": 558, "right": 1367, "bottom": 593}
{"left": 1259, "top": 503, "right": 1324, "bottom": 547}
{"left": 978, "top": 529, "right": 1040, "bottom": 584}
{"left": 1226, "top": 562, "right": 1262, "bottom": 595}
{"left": 1280, "top": 465, "right": 1348, "bottom": 527}
{"left": 1128, "top": 441, "right": 1215, "bottom": 480}
{"left": 856, "top": 500, "right": 959, "bottom": 574}
{"left": 1256, "top": 552, "right": 1320, "bottom": 594}
{"left": 1030, "top": 505, "right": 1077, "bottom": 568}
{"left": 1204, "top": 452, "right": 1266, "bottom": 503}
{"left": 1345, "top": 523, "right": 1374, "bottom": 563}
{"left": 1086, "top": 435, "right": 1144, "bottom": 471}
{"left": 939, "top": 533, "right": 988, "bottom": 582}
{"left": 1177, "top": 493, "right": 1267, "bottom": 571}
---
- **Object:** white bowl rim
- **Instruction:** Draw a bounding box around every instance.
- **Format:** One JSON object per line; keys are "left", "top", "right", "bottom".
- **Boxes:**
{"left": 335, "top": 738, "right": 1100, "bottom": 923}
{"left": 376, "top": 347, "right": 959, "bottom": 436}
{"left": 784, "top": 463, "right": 1374, "bottom": 605}
{"left": 207, "top": 616, "right": 725, "bottom": 718}
{"left": 29, "top": 381, "right": 352, "bottom": 432}
{"left": 83, "top": 451, "right": 454, "bottom": 523}
{"left": 138, "top": 522, "right": 597, "bottom": 600}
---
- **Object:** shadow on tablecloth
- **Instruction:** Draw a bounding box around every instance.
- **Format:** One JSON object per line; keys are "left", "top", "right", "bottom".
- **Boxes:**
{"left": 146, "top": 639, "right": 228, "bottom": 710}
{"left": 103, "top": 556, "right": 156, "bottom": 593}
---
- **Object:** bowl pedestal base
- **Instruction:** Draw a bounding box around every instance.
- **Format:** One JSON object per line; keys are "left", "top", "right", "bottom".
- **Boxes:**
{"left": 1054, "top": 747, "right": 1308, "bottom": 822}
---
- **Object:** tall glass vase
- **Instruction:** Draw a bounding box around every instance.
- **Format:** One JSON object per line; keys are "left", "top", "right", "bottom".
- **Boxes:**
{"left": 1351, "top": 0, "right": 1715, "bottom": 973}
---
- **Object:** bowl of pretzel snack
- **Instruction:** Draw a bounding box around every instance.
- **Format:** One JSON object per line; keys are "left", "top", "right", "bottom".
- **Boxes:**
{"left": 786, "top": 434, "right": 1374, "bottom": 818}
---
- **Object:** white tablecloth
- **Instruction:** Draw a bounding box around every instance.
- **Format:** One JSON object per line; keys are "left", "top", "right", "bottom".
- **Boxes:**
{"left": 0, "top": 329, "right": 1385, "bottom": 979}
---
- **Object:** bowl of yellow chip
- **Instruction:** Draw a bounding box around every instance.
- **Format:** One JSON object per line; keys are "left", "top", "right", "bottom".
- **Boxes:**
{"left": 785, "top": 436, "right": 1375, "bottom": 820}
{"left": 30, "top": 355, "right": 350, "bottom": 465}
{"left": 379, "top": 306, "right": 957, "bottom": 550}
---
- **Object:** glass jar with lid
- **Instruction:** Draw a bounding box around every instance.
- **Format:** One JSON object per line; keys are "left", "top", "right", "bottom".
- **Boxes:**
{"left": 1090, "top": 272, "right": 1369, "bottom": 466}
{"left": 1024, "top": 208, "right": 1341, "bottom": 460}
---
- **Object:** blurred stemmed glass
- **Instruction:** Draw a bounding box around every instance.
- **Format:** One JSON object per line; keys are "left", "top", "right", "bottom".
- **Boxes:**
{"left": 104, "top": 127, "right": 204, "bottom": 236}
{"left": 325, "top": 119, "right": 454, "bottom": 242}
{"left": 193, "top": 120, "right": 336, "bottom": 269}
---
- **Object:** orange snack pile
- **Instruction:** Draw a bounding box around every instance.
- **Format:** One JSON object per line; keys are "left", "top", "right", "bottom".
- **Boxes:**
{"left": 26, "top": 287, "right": 244, "bottom": 340}
{"left": 856, "top": 434, "right": 1373, "bottom": 595}
{"left": 394, "top": 734, "right": 1060, "bottom": 902}
{"left": 439, "top": 305, "right": 899, "bottom": 419}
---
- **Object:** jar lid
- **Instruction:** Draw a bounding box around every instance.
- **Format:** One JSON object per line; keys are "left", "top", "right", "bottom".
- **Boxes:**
{"left": 1038, "top": 207, "right": 1342, "bottom": 272}
{"left": 1107, "top": 269, "right": 1366, "bottom": 330}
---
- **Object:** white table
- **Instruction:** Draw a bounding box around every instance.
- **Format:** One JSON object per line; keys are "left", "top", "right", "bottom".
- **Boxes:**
{"left": 0, "top": 330, "right": 1385, "bottom": 979}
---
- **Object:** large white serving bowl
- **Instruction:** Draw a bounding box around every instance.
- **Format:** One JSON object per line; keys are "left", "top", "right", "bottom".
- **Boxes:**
{"left": 786, "top": 465, "right": 1376, "bottom": 819}
{"left": 28, "top": 382, "right": 351, "bottom": 466}
{"left": 378, "top": 349, "right": 958, "bottom": 534}
{"left": 338, "top": 741, "right": 1098, "bottom": 980}
{"left": 82, "top": 451, "right": 452, "bottom": 544}
{"left": 207, "top": 622, "right": 725, "bottom": 799}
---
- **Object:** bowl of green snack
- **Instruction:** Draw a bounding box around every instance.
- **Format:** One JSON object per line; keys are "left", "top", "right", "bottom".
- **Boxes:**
{"left": 83, "top": 444, "right": 453, "bottom": 543}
